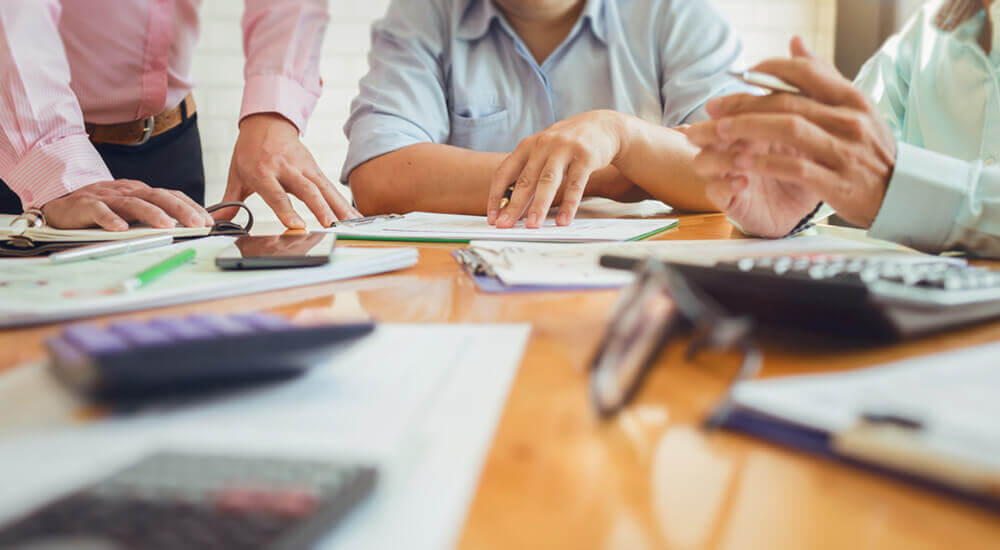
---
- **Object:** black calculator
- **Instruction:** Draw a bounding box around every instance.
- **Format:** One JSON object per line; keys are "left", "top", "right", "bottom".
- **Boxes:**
{"left": 601, "top": 254, "right": 1000, "bottom": 340}
{"left": 0, "top": 452, "right": 376, "bottom": 550}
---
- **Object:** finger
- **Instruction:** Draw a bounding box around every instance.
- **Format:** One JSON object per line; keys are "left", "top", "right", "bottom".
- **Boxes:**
{"left": 706, "top": 93, "right": 851, "bottom": 138}
{"left": 683, "top": 121, "right": 724, "bottom": 149}
{"left": 166, "top": 189, "right": 215, "bottom": 226}
{"left": 498, "top": 148, "right": 548, "bottom": 229}
{"left": 489, "top": 145, "right": 530, "bottom": 225}
{"left": 691, "top": 149, "right": 746, "bottom": 180}
{"left": 704, "top": 177, "right": 739, "bottom": 211}
{"left": 790, "top": 36, "right": 816, "bottom": 59}
{"left": 555, "top": 162, "right": 594, "bottom": 226}
{"left": 104, "top": 196, "right": 177, "bottom": 228}
{"left": 83, "top": 199, "right": 129, "bottom": 231}
{"left": 309, "top": 170, "right": 362, "bottom": 222}
{"left": 742, "top": 152, "right": 840, "bottom": 198}
{"left": 750, "top": 57, "right": 866, "bottom": 109}
{"left": 251, "top": 176, "right": 306, "bottom": 229}
{"left": 282, "top": 170, "right": 336, "bottom": 228}
{"left": 213, "top": 176, "right": 248, "bottom": 222}
{"left": 135, "top": 188, "right": 209, "bottom": 228}
{"left": 525, "top": 153, "right": 570, "bottom": 228}
{"left": 707, "top": 115, "right": 843, "bottom": 168}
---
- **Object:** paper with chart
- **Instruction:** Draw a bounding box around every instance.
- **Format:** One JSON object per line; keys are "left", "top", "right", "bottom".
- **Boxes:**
{"left": 0, "top": 324, "right": 532, "bottom": 550}
{"left": 0, "top": 237, "right": 419, "bottom": 327}
{"left": 465, "top": 234, "right": 952, "bottom": 289}
{"left": 325, "top": 212, "right": 679, "bottom": 243}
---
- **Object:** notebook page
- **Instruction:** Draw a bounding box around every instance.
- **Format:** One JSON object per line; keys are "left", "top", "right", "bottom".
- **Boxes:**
{"left": 0, "top": 214, "right": 212, "bottom": 242}
{"left": 326, "top": 212, "right": 677, "bottom": 242}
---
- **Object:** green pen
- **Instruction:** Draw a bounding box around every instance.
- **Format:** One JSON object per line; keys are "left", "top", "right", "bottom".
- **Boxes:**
{"left": 120, "top": 248, "right": 196, "bottom": 293}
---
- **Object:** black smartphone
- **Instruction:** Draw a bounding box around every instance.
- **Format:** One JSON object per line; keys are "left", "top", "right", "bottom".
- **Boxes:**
{"left": 215, "top": 233, "right": 337, "bottom": 270}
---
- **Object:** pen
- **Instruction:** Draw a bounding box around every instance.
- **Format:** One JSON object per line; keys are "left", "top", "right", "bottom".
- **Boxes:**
{"left": 728, "top": 70, "right": 803, "bottom": 95}
{"left": 499, "top": 184, "right": 516, "bottom": 210}
{"left": 120, "top": 248, "right": 196, "bottom": 293}
{"left": 50, "top": 234, "right": 174, "bottom": 265}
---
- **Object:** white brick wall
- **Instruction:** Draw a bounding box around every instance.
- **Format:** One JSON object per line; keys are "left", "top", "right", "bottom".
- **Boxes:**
{"left": 194, "top": 0, "right": 837, "bottom": 216}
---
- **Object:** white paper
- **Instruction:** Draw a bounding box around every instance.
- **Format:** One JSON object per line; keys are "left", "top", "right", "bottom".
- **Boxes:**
{"left": 325, "top": 212, "right": 678, "bottom": 243}
{"left": 0, "top": 214, "right": 212, "bottom": 242}
{"left": 0, "top": 237, "right": 419, "bottom": 327}
{"left": 0, "top": 324, "right": 532, "bottom": 550}
{"left": 730, "top": 340, "right": 1000, "bottom": 466}
{"left": 467, "top": 234, "right": 963, "bottom": 289}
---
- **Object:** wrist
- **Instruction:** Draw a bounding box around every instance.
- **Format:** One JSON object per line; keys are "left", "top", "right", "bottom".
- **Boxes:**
{"left": 606, "top": 111, "right": 634, "bottom": 168}
{"left": 239, "top": 112, "right": 297, "bottom": 133}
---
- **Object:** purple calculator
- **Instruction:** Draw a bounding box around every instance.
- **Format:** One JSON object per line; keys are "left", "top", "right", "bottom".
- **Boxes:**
{"left": 46, "top": 313, "right": 376, "bottom": 401}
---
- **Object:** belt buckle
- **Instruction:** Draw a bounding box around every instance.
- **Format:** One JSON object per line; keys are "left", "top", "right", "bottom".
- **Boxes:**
{"left": 131, "top": 116, "right": 156, "bottom": 146}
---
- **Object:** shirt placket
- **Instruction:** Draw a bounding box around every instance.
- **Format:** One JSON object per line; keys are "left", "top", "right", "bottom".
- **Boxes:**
{"left": 136, "top": 0, "right": 176, "bottom": 120}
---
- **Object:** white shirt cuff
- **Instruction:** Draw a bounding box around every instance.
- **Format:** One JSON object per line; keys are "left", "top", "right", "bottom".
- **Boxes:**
{"left": 868, "top": 142, "right": 977, "bottom": 253}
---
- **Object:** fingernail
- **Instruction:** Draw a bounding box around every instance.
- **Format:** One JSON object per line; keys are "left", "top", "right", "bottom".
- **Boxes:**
{"left": 734, "top": 154, "right": 753, "bottom": 170}
{"left": 717, "top": 118, "right": 733, "bottom": 140}
{"left": 487, "top": 210, "right": 498, "bottom": 224}
{"left": 189, "top": 214, "right": 203, "bottom": 227}
{"left": 290, "top": 216, "right": 306, "bottom": 229}
{"left": 167, "top": 217, "right": 178, "bottom": 227}
{"left": 497, "top": 213, "right": 511, "bottom": 227}
{"left": 527, "top": 212, "right": 539, "bottom": 227}
{"left": 204, "top": 214, "right": 214, "bottom": 226}
{"left": 112, "top": 220, "right": 128, "bottom": 231}
{"left": 557, "top": 212, "right": 570, "bottom": 226}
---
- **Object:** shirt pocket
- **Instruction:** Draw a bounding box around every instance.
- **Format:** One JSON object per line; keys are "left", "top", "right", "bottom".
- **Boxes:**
{"left": 449, "top": 108, "right": 510, "bottom": 152}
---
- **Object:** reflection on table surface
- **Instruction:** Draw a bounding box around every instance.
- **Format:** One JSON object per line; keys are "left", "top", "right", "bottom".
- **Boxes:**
{"left": 2, "top": 208, "right": 999, "bottom": 550}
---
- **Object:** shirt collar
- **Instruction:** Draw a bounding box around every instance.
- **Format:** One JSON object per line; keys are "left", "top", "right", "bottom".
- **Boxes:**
{"left": 457, "top": 0, "right": 607, "bottom": 44}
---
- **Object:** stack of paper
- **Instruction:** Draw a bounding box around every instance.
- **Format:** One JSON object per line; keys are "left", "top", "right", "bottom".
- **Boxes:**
{"left": 325, "top": 212, "right": 678, "bottom": 243}
{"left": 0, "top": 237, "right": 419, "bottom": 327}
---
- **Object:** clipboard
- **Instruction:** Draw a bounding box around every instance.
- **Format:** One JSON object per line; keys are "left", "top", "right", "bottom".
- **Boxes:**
{"left": 0, "top": 202, "right": 253, "bottom": 258}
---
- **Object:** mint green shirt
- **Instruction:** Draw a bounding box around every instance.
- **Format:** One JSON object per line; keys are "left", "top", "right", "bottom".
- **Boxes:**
{"left": 859, "top": 0, "right": 1000, "bottom": 257}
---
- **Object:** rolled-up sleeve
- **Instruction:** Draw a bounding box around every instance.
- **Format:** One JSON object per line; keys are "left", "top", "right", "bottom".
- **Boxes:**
{"left": 657, "top": 0, "right": 749, "bottom": 126}
{"left": 340, "top": 0, "right": 450, "bottom": 183}
{"left": 240, "top": 0, "right": 329, "bottom": 133}
{"left": 0, "top": 0, "right": 112, "bottom": 210}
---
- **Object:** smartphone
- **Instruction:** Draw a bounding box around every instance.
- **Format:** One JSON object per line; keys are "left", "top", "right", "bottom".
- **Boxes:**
{"left": 216, "top": 233, "right": 337, "bottom": 270}
{"left": 728, "top": 70, "right": 803, "bottom": 95}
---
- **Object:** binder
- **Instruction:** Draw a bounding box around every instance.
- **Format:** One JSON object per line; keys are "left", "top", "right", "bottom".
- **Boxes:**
{"left": 0, "top": 202, "right": 252, "bottom": 257}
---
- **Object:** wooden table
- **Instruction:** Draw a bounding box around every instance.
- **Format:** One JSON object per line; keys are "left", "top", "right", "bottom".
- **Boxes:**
{"left": 2, "top": 210, "right": 999, "bottom": 549}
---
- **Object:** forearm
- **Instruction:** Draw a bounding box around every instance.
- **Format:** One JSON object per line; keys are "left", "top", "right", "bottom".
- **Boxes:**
{"left": 350, "top": 144, "right": 505, "bottom": 215}
{"left": 350, "top": 143, "right": 636, "bottom": 215}
{"left": 614, "top": 115, "right": 717, "bottom": 212}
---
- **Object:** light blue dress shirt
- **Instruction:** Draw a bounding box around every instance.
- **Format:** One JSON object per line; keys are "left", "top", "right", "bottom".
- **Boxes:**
{"left": 341, "top": 0, "right": 748, "bottom": 183}
{"left": 860, "top": 0, "right": 1000, "bottom": 257}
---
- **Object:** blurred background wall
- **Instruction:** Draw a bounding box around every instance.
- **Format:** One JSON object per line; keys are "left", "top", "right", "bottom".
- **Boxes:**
{"left": 193, "top": 0, "right": 918, "bottom": 218}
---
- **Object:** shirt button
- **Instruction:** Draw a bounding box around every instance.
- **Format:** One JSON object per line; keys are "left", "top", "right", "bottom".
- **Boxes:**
{"left": 986, "top": 156, "right": 997, "bottom": 167}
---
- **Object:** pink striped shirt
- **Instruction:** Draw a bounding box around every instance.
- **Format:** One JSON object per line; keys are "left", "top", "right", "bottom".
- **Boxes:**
{"left": 0, "top": 0, "right": 329, "bottom": 210}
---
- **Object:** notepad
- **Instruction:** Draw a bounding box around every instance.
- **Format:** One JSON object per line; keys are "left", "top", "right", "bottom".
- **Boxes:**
{"left": 0, "top": 215, "right": 214, "bottom": 243}
{"left": 324, "top": 212, "right": 678, "bottom": 243}
{"left": 0, "top": 237, "right": 419, "bottom": 328}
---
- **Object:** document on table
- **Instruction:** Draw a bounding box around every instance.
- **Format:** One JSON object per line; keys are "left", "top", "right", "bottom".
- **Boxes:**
{"left": 722, "top": 341, "right": 1000, "bottom": 502}
{"left": 324, "top": 212, "right": 678, "bottom": 243}
{"left": 0, "top": 237, "right": 419, "bottom": 328}
{"left": 0, "top": 323, "right": 532, "bottom": 550}
{"left": 458, "top": 233, "right": 956, "bottom": 291}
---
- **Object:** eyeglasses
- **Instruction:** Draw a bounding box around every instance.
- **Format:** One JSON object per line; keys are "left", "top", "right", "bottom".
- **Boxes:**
{"left": 589, "top": 258, "right": 763, "bottom": 426}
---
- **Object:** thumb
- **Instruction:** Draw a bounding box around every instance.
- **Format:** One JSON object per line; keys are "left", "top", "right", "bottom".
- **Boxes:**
{"left": 212, "top": 181, "right": 246, "bottom": 221}
{"left": 790, "top": 36, "right": 816, "bottom": 59}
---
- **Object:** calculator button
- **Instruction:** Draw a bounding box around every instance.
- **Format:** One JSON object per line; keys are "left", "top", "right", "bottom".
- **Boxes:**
{"left": 109, "top": 322, "right": 174, "bottom": 346}
{"left": 736, "top": 258, "right": 755, "bottom": 272}
{"left": 62, "top": 325, "right": 129, "bottom": 355}
{"left": 187, "top": 314, "right": 255, "bottom": 336}
{"left": 230, "top": 313, "right": 293, "bottom": 332}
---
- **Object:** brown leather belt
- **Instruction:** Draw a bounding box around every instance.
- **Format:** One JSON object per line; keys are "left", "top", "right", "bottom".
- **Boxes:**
{"left": 85, "top": 94, "right": 197, "bottom": 146}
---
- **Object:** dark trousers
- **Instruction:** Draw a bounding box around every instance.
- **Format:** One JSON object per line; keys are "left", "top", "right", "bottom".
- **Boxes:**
{"left": 0, "top": 114, "right": 206, "bottom": 214}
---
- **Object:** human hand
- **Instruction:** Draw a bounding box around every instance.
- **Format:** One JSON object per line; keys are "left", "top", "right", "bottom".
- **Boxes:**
{"left": 487, "top": 110, "right": 628, "bottom": 228}
{"left": 42, "top": 179, "right": 213, "bottom": 231}
{"left": 219, "top": 113, "right": 361, "bottom": 229}
{"left": 685, "top": 37, "right": 897, "bottom": 234}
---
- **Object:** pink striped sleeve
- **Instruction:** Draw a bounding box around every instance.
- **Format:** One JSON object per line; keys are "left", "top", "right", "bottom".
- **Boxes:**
{"left": 240, "top": 0, "right": 330, "bottom": 133}
{"left": 0, "top": 0, "right": 111, "bottom": 210}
